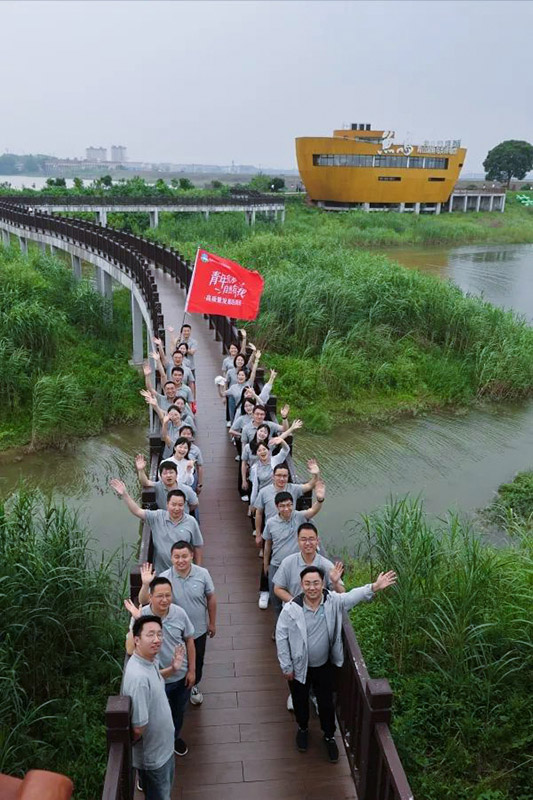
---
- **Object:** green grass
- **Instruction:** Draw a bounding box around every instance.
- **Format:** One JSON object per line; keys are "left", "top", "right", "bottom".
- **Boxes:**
{"left": 485, "top": 470, "right": 533, "bottom": 532}
{"left": 0, "top": 489, "right": 127, "bottom": 797}
{"left": 137, "top": 199, "right": 533, "bottom": 430}
{"left": 343, "top": 497, "right": 533, "bottom": 800}
{"left": 0, "top": 244, "right": 144, "bottom": 449}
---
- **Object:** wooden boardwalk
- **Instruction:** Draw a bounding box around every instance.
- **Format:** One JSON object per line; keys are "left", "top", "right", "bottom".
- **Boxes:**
{"left": 150, "top": 270, "right": 357, "bottom": 800}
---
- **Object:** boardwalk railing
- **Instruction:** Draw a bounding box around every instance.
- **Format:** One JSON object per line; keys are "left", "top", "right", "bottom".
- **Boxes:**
{"left": 1, "top": 192, "right": 284, "bottom": 208}
{"left": 0, "top": 200, "right": 413, "bottom": 800}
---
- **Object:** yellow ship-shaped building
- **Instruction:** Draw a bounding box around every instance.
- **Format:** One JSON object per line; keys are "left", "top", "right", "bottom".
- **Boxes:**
{"left": 295, "top": 123, "right": 467, "bottom": 212}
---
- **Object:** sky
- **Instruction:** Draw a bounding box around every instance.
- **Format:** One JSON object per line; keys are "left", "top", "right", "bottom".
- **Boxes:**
{"left": 1, "top": 0, "right": 532, "bottom": 172}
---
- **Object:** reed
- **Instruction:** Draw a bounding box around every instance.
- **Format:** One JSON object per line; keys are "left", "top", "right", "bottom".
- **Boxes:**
{"left": 344, "top": 498, "right": 533, "bottom": 800}
{"left": 0, "top": 488, "right": 127, "bottom": 797}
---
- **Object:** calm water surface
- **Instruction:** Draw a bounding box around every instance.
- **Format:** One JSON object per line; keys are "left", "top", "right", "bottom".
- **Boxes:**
{"left": 3, "top": 242, "right": 533, "bottom": 552}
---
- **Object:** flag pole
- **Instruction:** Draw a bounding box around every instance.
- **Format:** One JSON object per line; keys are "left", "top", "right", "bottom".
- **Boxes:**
{"left": 182, "top": 247, "right": 200, "bottom": 330}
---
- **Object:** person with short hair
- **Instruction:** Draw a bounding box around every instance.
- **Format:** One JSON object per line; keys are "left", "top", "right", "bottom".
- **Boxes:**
{"left": 240, "top": 402, "right": 289, "bottom": 446}
{"left": 139, "top": 542, "right": 216, "bottom": 708}
{"left": 273, "top": 522, "right": 345, "bottom": 603}
{"left": 276, "top": 566, "right": 397, "bottom": 762}
{"left": 110, "top": 480, "right": 204, "bottom": 572}
{"left": 263, "top": 483, "right": 326, "bottom": 618}
{"left": 125, "top": 577, "right": 195, "bottom": 758}
{"left": 168, "top": 367, "right": 193, "bottom": 405}
{"left": 123, "top": 614, "right": 181, "bottom": 799}
{"left": 135, "top": 455, "right": 198, "bottom": 513}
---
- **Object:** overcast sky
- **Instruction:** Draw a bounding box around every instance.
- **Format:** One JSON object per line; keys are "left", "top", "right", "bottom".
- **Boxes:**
{"left": 1, "top": 0, "right": 531, "bottom": 172}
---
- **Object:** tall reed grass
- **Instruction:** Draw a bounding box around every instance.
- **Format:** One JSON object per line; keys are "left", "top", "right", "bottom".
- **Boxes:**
{"left": 0, "top": 489, "right": 127, "bottom": 797}
{"left": 345, "top": 498, "right": 533, "bottom": 800}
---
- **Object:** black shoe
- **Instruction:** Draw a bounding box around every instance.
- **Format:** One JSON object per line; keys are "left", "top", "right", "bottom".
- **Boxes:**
{"left": 296, "top": 727, "right": 308, "bottom": 752}
{"left": 174, "top": 738, "right": 188, "bottom": 756}
{"left": 324, "top": 736, "right": 339, "bottom": 763}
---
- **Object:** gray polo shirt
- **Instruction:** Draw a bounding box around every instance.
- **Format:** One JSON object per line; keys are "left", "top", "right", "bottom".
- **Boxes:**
{"left": 262, "top": 509, "right": 308, "bottom": 567}
{"left": 255, "top": 482, "right": 305, "bottom": 521}
{"left": 231, "top": 413, "right": 252, "bottom": 435}
{"left": 187, "top": 443, "right": 203, "bottom": 466}
{"left": 139, "top": 603, "right": 194, "bottom": 683}
{"left": 273, "top": 552, "right": 337, "bottom": 598}
{"left": 222, "top": 355, "right": 235, "bottom": 374}
{"left": 153, "top": 480, "right": 198, "bottom": 512}
{"left": 166, "top": 362, "right": 194, "bottom": 385}
{"left": 159, "top": 564, "right": 215, "bottom": 639}
{"left": 123, "top": 653, "right": 175, "bottom": 770}
{"left": 144, "top": 510, "right": 204, "bottom": 574}
{"left": 241, "top": 420, "right": 283, "bottom": 446}
{"left": 225, "top": 382, "right": 250, "bottom": 403}
{"left": 179, "top": 337, "right": 198, "bottom": 369}
{"left": 162, "top": 421, "right": 185, "bottom": 459}
{"left": 303, "top": 600, "right": 330, "bottom": 667}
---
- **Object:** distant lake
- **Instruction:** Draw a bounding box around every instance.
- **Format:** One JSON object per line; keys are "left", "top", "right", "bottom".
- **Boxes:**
{"left": 0, "top": 176, "right": 91, "bottom": 190}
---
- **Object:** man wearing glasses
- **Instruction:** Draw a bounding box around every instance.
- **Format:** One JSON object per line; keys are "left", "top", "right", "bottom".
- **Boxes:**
{"left": 275, "top": 565, "right": 397, "bottom": 763}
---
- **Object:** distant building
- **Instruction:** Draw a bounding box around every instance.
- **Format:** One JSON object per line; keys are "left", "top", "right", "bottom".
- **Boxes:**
{"left": 86, "top": 147, "right": 107, "bottom": 163}
{"left": 110, "top": 145, "right": 127, "bottom": 163}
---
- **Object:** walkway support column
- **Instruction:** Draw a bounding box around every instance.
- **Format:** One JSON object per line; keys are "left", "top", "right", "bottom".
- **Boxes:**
{"left": 463, "top": 195, "right": 468, "bottom": 212}
{"left": 95, "top": 266, "right": 113, "bottom": 320}
{"left": 19, "top": 236, "right": 28, "bottom": 255}
{"left": 363, "top": 203, "right": 370, "bottom": 212}
{"left": 131, "top": 294, "right": 144, "bottom": 365}
{"left": 476, "top": 196, "right": 481, "bottom": 213}
{"left": 489, "top": 195, "right": 494, "bottom": 212}
{"left": 39, "top": 241, "right": 47, "bottom": 254}
{"left": 280, "top": 207, "right": 286, "bottom": 223}
{"left": 71, "top": 253, "right": 82, "bottom": 280}
{"left": 435, "top": 203, "right": 442, "bottom": 215}
{"left": 203, "top": 210, "right": 209, "bottom": 222}
{"left": 1, "top": 229, "right": 10, "bottom": 248}
{"left": 414, "top": 203, "right": 421, "bottom": 215}
{"left": 149, "top": 209, "right": 159, "bottom": 228}
{"left": 96, "top": 209, "right": 108, "bottom": 227}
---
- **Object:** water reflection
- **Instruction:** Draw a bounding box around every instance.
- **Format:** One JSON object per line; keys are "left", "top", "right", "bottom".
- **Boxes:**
{"left": 0, "top": 424, "right": 149, "bottom": 553}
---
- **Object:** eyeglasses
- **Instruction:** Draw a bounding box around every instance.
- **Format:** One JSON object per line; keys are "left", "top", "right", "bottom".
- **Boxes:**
{"left": 302, "top": 581, "right": 323, "bottom": 588}
{"left": 299, "top": 537, "right": 318, "bottom": 544}
{"left": 143, "top": 632, "right": 163, "bottom": 640}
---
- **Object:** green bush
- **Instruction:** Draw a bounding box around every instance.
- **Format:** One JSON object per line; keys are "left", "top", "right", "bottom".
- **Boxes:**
{"left": 0, "top": 489, "right": 126, "bottom": 797}
{"left": 344, "top": 498, "right": 533, "bottom": 800}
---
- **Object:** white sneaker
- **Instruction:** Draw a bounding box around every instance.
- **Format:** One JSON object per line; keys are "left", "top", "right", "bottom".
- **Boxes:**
{"left": 226, "top": 420, "right": 231, "bottom": 428}
{"left": 241, "top": 495, "right": 249, "bottom": 502}
{"left": 190, "top": 686, "right": 203, "bottom": 705}
{"left": 258, "top": 591, "right": 269, "bottom": 609}
{"left": 235, "top": 455, "right": 240, "bottom": 461}
{"left": 287, "top": 693, "right": 294, "bottom": 712}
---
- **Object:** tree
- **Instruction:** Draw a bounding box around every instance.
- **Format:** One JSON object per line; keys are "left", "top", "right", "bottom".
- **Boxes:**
{"left": 73, "top": 177, "right": 83, "bottom": 191}
{"left": 270, "top": 177, "right": 285, "bottom": 192}
{"left": 178, "top": 178, "right": 194, "bottom": 190}
{"left": 483, "top": 140, "right": 533, "bottom": 187}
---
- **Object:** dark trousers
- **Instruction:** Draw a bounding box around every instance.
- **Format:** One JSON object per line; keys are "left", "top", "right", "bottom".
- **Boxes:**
{"left": 194, "top": 632, "right": 207, "bottom": 685}
{"left": 164, "top": 677, "right": 190, "bottom": 742}
{"left": 289, "top": 661, "right": 336, "bottom": 738}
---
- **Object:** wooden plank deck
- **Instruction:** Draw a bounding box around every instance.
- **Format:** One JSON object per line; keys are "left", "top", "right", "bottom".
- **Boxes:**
{"left": 148, "top": 270, "right": 356, "bottom": 800}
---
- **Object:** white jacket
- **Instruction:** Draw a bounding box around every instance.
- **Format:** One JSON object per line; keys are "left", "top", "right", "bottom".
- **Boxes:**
{"left": 275, "top": 585, "right": 374, "bottom": 683}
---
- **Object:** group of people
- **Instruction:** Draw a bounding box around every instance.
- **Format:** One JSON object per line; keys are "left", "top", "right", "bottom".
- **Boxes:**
{"left": 111, "top": 322, "right": 396, "bottom": 800}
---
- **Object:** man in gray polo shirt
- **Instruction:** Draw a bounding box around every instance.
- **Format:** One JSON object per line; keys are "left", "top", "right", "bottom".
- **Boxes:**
{"left": 138, "top": 541, "right": 217, "bottom": 708}
{"left": 110, "top": 480, "right": 204, "bottom": 573}
{"left": 276, "top": 565, "right": 397, "bottom": 763}
{"left": 274, "top": 521, "right": 345, "bottom": 603}
{"left": 135, "top": 456, "right": 198, "bottom": 513}
{"left": 123, "top": 614, "right": 182, "bottom": 800}
{"left": 240, "top": 404, "right": 287, "bottom": 446}
{"left": 263, "top": 483, "right": 326, "bottom": 618}
{"left": 126, "top": 577, "right": 195, "bottom": 758}
{"left": 254, "top": 459, "right": 320, "bottom": 541}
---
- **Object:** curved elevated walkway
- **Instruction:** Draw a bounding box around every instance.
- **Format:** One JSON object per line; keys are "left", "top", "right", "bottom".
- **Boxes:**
{"left": 151, "top": 269, "right": 355, "bottom": 799}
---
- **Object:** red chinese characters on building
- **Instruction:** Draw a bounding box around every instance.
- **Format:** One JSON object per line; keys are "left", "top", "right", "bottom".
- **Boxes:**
{"left": 185, "top": 249, "right": 264, "bottom": 320}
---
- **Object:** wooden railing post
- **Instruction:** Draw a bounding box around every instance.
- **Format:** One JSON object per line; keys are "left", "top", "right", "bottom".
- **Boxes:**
{"left": 358, "top": 678, "right": 393, "bottom": 800}
{"left": 103, "top": 695, "right": 133, "bottom": 800}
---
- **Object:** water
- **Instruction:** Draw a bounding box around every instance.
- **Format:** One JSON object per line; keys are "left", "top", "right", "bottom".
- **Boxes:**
{"left": 0, "top": 175, "right": 91, "bottom": 190}
{"left": 3, "top": 241, "right": 533, "bottom": 553}
{"left": 0, "top": 424, "right": 149, "bottom": 555}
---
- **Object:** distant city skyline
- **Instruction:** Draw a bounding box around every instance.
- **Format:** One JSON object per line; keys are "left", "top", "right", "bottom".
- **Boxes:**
{"left": 1, "top": 1, "right": 532, "bottom": 174}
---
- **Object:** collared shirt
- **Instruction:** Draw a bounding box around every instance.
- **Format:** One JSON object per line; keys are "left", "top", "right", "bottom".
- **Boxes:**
{"left": 166, "top": 362, "right": 194, "bottom": 385}
{"left": 274, "top": 552, "right": 337, "bottom": 598}
{"left": 187, "top": 443, "right": 203, "bottom": 466}
{"left": 179, "top": 337, "right": 198, "bottom": 369}
{"left": 303, "top": 599, "right": 330, "bottom": 667}
{"left": 262, "top": 510, "right": 308, "bottom": 567}
{"left": 144, "top": 510, "right": 204, "bottom": 574}
{"left": 153, "top": 480, "right": 198, "bottom": 512}
{"left": 255, "top": 482, "right": 304, "bottom": 521}
{"left": 159, "top": 564, "right": 215, "bottom": 638}
{"left": 138, "top": 603, "right": 194, "bottom": 683}
{"left": 241, "top": 420, "right": 283, "bottom": 446}
{"left": 156, "top": 384, "right": 192, "bottom": 410}
{"left": 123, "top": 653, "right": 175, "bottom": 770}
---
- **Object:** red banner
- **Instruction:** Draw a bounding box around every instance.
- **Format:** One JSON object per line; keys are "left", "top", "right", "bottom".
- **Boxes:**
{"left": 185, "top": 249, "right": 264, "bottom": 320}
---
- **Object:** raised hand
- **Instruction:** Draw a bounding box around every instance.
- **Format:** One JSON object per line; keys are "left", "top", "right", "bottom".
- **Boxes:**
{"left": 141, "top": 562, "right": 155, "bottom": 586}
{"left": 315, "top": 479, "right": 326, "bottom": 502}
{"left": 135, "top": 454, "right": 147, "bottom": 471}
{"left": 372, "top": 571, "right": 398, "bottom": 592}
{"left": 291, "top": 419, "right": 303, "bottom": 431}
{"left": 110, "top": 478, "right": 126, "bottom": 497}
{"left": 330, "top": 561, "right": 344, "bottom": 585}
{"left": 140, "top": 390, "right": 157, "bottom": 406}
{"left": 254, "top": 349, "right": 262, "bottom": 361}
{"left": 150, "top": 350, "right": 160, "bottom": 362}
{"left": 153, "top": 337, "right": 163, "bottom": 347}
{"left": 307, "top": 458, "right": 320, "bottom": 475}
{"left": 163, "top": 414, "right": 170, "bottom": 425}
{"left": 142, "top": 363, "right": 152, "bottom": 377}
{"left": 239, "top": 328, "right": 247, "bottom": 337}
{"left": 280, "top": 404, "right": 290, "bottom": 418}
{"left": 166, "top": 325, "right": 175, "bottom": 333}
{"left": 171, "top": 643, "right": 186, "bottom": 673}
{"left": 124, "top": 598, "right": 142, "bottom": 619}
{"left": 269, "top": 369, "right": 278, "bottom": 382}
